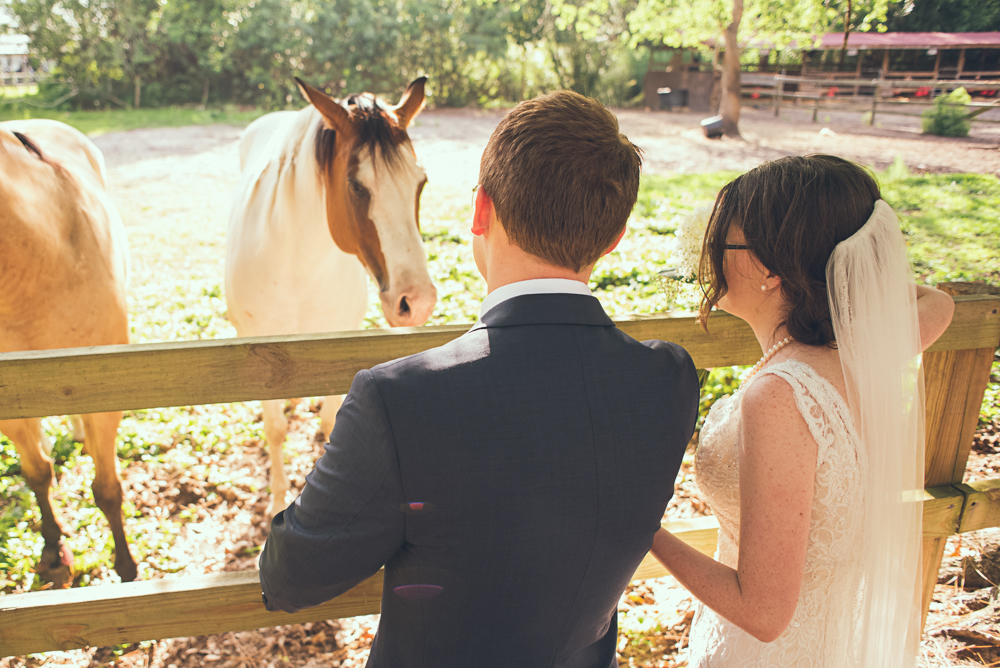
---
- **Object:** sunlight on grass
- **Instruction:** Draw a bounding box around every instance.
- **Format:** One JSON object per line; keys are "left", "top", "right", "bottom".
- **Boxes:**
{"left": 0, "top": 105, "right": 267, "bottom": 136}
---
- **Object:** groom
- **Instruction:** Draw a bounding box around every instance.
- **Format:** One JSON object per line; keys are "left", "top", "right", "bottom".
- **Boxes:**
{"left": 259, "top": 90, "right": 700, "bottom": 667}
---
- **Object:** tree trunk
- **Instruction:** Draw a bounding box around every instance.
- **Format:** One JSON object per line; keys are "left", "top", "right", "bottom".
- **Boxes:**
{"left": 201, "top": 80, "right": 210, "bottom": 108}
{"left": 719, "top": 0, "right": 744, "bottom": 138}
{"left": 134, "top": 75, "right": 141, "bottom": 110}
{"left": 840, "top": 0, "right": 853, "bottom": 69}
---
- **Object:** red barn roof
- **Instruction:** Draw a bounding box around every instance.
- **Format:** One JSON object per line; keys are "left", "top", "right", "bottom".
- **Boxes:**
{"left": 818, "top": 32, "right": 1000, "bottom": 50}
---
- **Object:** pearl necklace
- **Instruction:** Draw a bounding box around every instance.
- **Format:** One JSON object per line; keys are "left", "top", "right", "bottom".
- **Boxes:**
{"left": 743, "top": 336, "right": 791, "bottom": 385}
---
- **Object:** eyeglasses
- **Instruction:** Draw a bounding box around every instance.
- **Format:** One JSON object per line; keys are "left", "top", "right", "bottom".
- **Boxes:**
{"left": 471, "top": 184, "right": 479, "bottom": 210}
{"left": 723, "top": 244, "right": 748, "bottom": 250}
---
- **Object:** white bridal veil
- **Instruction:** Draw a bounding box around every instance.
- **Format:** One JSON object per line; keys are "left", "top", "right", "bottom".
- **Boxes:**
{"left": 826, "top": 199, "right": 924, "bottom": 667}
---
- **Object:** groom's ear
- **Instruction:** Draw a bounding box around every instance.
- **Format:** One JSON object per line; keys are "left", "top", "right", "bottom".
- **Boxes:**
{"left": 602, "top": 226, "right": 627, "bottom": 256}
{"left": 472, "top": 187, "right": 493, "bottom": 236}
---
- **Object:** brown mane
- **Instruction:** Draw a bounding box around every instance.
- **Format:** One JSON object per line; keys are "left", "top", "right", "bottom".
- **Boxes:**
{"left": 13, "top": 131, "right": 46, "bottom": 161}
{"left": 313, "top": 94, "right": 407, "bottom": 173}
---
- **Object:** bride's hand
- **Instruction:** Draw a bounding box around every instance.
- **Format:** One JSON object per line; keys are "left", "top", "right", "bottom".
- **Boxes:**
{"left": 916, "top": 285, "right": 955, "bottom": 352}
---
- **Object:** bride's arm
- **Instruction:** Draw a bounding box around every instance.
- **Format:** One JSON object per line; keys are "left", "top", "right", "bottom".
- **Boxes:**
{"left": 917, "top": 285, "right": 954, "bottom": 351}
{"left": 650, "top": 374, "right": 817, "bottom": 642}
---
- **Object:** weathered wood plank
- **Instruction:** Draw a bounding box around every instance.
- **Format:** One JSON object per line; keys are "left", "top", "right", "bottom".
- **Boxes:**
{"left": 922, "top": 486, "right": 967, "bottom": 537}
{"left": 0, "top": 485, "right": 980, "bottom": 657}
{"left": 918, "top": 286, "right": 998, "bottom": 627}
{"left": 0, "top": 570, "right": 383, "bottom": 657}
{"left": 955, "top": 478, "right": 1000, "bottom": 534}
{"left": 0, "top": 296, "right": 995, "bottom": 421}
{"left": 0, "top": 515, "right": 712, "bottom": 657}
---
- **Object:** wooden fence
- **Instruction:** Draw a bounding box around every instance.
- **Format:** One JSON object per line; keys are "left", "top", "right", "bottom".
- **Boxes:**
{"left": 1, "top": 294, "right": 999, "bottom": 657}
{"left": 741, "top": 74, "right": 1000, "bottom": 126}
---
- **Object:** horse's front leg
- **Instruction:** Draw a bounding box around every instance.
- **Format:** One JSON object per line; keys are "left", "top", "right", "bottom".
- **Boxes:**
{"left": 70, "top": 415, "right": 86, "bottom": 443}
{"left": 0, "top": 417, "right": 74, "bottom": 588}
{"left": 318, "top": 394, "right": 345, "bottom": 444}
{"left": 261, "top": 399, "right": 290, "bottom": 519}
{"left": 83, "top": 411, "right": 137, "bottom": 582}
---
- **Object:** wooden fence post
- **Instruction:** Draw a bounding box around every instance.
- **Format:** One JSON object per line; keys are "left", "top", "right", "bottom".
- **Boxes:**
{"left": 869, "top": 80, "right": 879, "bottom": 126}
{"left": 920, "top": 282, "right": 1000, "bottom": 627}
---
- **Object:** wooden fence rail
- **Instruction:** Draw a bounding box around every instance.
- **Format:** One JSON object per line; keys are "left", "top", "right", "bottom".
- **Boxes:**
{"left": 1, "top": 298, "right": 997, "bottom": 421}
{"left": 741, "top": 74, "right": 1000, "bottom": 126}
{"left": 1, "top": 295, "right": 999, "bottom": 656}
{"left": 0, "top": 487, "right": 978, "bottom": 657}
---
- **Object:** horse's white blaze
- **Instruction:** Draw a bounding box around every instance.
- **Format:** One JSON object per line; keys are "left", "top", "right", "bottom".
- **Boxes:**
{"left": 226, "top": 98, "right": 435, "bottom": 516}
{"left": 355, "top": 146, "right": 436, "bottom": 326}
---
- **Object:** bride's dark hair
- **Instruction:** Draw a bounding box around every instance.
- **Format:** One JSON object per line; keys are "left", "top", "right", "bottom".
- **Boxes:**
{"left": 698, "top": 155, "right": 881, "bottom": 347}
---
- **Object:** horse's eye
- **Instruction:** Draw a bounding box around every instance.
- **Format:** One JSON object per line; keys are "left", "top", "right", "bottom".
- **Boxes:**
{"left": 350, "top": 180, "right": 369, "bottom": 198}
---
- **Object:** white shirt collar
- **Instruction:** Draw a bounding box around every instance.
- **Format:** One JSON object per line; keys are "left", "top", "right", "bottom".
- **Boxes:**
{"left": 478, "top": 278, "right": 592, "bottom": 319}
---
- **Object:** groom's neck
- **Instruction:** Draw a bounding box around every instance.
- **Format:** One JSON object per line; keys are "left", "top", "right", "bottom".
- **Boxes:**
{"left": 482, "top": 243, "right": 594, "bottom": 295}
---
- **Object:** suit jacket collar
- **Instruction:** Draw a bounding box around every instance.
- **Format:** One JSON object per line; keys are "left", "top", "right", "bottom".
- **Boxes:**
{"left": 469, "top": 293, "right": 615, "bottom": 332}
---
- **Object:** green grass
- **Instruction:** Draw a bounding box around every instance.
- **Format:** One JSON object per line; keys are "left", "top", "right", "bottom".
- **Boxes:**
{"left": 882, "top": 174, "right": 1000, "bottom": 285}
{"left": 632, "top": 166, "right": 1000, "bottom": 287}
{"left": 0, "top": 105, "right": 267, "bottom": 136}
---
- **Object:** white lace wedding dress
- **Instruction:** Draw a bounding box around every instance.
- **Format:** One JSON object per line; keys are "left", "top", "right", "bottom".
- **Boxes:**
{"left": 687, "top": 359, "right": 867, "bottom": 667}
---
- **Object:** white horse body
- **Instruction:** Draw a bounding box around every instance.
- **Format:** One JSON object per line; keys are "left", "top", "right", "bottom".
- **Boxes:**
{"left": 226, "top": 108, "right": 368, "bottom": 340}
{"left": 226, "top": 80, "right": 435, "bottom": 515}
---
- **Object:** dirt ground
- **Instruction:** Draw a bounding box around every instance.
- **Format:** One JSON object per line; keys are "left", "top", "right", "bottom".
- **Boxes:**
{"left": 4, "top": 107, "right": 1000, "bottom": 668}
{"left": 91, "top": 103, "right": 1000, "bottom": 186}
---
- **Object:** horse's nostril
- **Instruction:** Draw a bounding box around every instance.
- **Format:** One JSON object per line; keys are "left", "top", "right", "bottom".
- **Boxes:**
{"left": 399, "top": 296, "right": 411, "bottom": 317}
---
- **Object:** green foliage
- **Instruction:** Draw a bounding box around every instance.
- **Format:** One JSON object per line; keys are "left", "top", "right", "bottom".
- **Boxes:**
{"left": 921, "top": 87, "right": 973, "bottom": 138}
{"left": 6, "top": 0, "right": 162, "bottom": 108}
{"left": 886, "top": 0, "right": 1000, "bottom": 32}
{"left": 2, "top": 0, "right": 648, "bottom": 109}
{"left": 627, "top": 0, "right": 838, "bottom": 55}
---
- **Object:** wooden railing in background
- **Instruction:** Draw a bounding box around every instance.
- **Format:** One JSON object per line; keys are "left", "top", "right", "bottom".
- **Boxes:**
{"left": 1, "top": 294, "right": 998, "bottom": 656}
{"left": 741, "top": 75, "right": 1000, "bottom": 126}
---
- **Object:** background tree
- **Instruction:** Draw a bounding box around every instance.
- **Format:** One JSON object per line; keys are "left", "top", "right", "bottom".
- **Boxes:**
{"left": 7, "top": 0, "right": 161, "bottom": 107}
{"left": 886, "top": 0, "right": 1000, "bottom": 32}
{"left": 154, "top": 0, "right": 242, "bottom": 107}
{"left": 3, "top": 0, "right": 649, "bottom": 109}
{"left": 835, "top": 0, "right": 890, "bottom": 67}
{"left": 628, "top": 0, "right": 833, "bottom": 137}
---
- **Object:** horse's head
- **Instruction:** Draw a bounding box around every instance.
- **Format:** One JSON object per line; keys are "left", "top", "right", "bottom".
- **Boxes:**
{"left": 296, "top": 77, "right": 436, "bottom": 327}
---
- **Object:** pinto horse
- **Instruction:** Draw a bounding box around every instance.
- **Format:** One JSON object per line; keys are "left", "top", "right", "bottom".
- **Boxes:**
{"left": 226, "top": 77, "right": 437, "bottom": 516}
{"left": 0, "top": 119, "right": 135, "bottom": 586}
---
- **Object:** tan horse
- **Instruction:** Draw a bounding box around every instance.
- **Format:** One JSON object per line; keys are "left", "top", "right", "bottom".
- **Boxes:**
{"left": 226, "top": 78, "right": 437, "bottom": 516}
{"left": 0, "top": 119, "right": 134, "bottom": 586}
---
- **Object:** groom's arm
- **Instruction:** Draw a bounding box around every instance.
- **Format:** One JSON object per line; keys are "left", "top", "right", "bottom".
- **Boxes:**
{"left": 259, "top": 369, "right": 405, "bottom": 613}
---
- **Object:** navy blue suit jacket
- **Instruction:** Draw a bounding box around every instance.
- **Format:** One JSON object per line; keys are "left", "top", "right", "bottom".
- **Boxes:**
{"left": 259, "top": 293, "right": 699, "bottom": 667}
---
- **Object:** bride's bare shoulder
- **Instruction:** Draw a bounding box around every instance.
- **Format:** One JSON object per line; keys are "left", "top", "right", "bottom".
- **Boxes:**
{"left": 785, "top": 345, "right": 849, "bottom": 404}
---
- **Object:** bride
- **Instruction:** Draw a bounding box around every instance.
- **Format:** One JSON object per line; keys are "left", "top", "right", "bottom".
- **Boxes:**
{"left": 651, "top": 155, "right": 955, "bottom": 666}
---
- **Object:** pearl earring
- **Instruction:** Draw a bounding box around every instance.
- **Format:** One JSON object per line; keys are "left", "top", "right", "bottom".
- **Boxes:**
{"left": 761, "top": 285, "right": 767, "bottom": 291}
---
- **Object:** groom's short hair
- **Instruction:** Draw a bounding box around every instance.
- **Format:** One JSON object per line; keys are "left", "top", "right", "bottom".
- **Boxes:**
{"left": 479, "top": 91, "right": 642, "bottom": 272}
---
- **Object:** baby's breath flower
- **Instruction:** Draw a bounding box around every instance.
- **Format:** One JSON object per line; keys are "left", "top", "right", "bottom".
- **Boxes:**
{"left": 667, "top": 205, "right": 712, "bottom": 282}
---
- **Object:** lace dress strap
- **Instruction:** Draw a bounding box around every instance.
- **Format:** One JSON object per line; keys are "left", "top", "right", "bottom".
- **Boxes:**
{"left": 747, "top": 359, "right": 856, "bottom": 465}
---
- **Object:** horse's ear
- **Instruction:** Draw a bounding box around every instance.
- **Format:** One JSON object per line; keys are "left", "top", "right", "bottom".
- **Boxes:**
{"left": 393, "top": 76, "right": 427, "bottom": 129}
{"left": 295, "top": 77, "right": 350, "bottom": 133}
